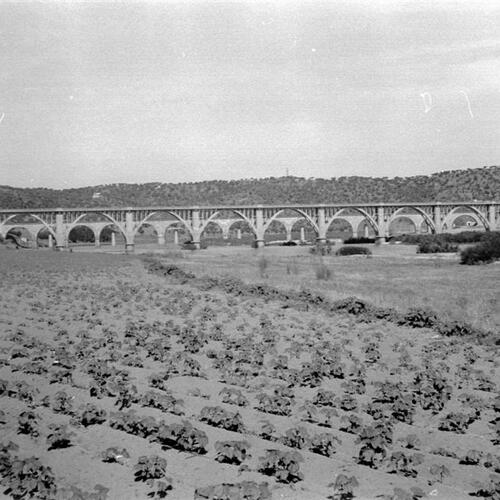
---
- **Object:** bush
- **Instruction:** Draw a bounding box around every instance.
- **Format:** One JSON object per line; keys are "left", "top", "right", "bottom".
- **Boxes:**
{"left": 182, "top": 240, "right": 207, "bottom": 250}
{"left": 460, "top": 232, "right": 500, "bottom": 264}
{"left": 335, "top": 246, "right": 372, "bottom": 256}
{"left": 417, "top": 240, "right": 458, "bottom": 253}
{"left": 344, "top": 237, "right": 375, "bottom": 244}
{"left": 398, "top": 231, "right": 484, "bottom": 245}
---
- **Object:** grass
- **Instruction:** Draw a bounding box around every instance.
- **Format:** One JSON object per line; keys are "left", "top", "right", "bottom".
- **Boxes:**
{"left": 162, "top": 244, "right": 500, "bottom": 332}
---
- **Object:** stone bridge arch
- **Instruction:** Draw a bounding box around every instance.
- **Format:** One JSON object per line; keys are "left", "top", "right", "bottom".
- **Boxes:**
{"left": 0, "top": 213, "right": 56, "bottom": 241}
{"left": 264, "top": 208, "right": 319, "bottom": 237}
{"left": 444, "top": 206, "right": 490, "bottom": 231}
{"left": 387, "top": 207, "right": 436, "bottom": 235}
{"left": 135, "top": 210, "right": 194, "bottom": 244}
{"left": 325, "top": 208, "right": 379, "bottom": 239}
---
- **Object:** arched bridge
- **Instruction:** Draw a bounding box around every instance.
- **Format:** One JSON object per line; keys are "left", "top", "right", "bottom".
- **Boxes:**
{"left": 0, "top": 202, "right": 498, "bottom": 251}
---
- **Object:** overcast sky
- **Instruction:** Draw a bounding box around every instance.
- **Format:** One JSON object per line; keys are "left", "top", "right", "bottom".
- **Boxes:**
{"left": 0, "top": 0, "right": 499, "bottom": 188}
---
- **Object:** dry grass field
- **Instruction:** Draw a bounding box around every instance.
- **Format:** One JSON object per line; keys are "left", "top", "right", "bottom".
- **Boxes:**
{"left": 0, "top": 246, "right": 498, "bottom": 500}
{"left": 141, "top": 244, "right": 500, "bottom": 332}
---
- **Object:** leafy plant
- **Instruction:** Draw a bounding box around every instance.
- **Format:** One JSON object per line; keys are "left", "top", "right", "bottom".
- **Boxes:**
{"left": 199, "top": 406, "right": 245, "bottom": 432}
{"left": 438, "top": 411, "right": 478, "bottom": 434}
{"left": 255, "top": 393, "right": 292, "bottom": 416}
{"left": 134, "top": 455, "right": 167, "bottom": 482}
{"left": 72, "top": 403, "right": 107, "bottom": 427}
{"left": 214, "top": 440, "right": 250, "bottom": 465}
{"left": 1, "top": 456, "right": 57, "bottom": 500}
{"left": 109, "top": 410, "right": 158, "bottom": 438}
{"left": 101, "top": 447, "right": 130, "bottom": 464}
{"left": 194, "top": 481, "right": 271, "bottom": 500}
{"left": 280, "top": 426, "right": 311, "bottom": 449}
{"left": 51, "top": 390, "right": 75, "bottom": 415}
{"left": 258, "top": 449, "right": 304, "bottom": 483}
{"left": 219, "top": 387, "right": 249, "bottom": 407}
{"left": 387, "top": 451, "right": 423, "bottom": 478}
{"left": 154, "top": 420, "right": 208, "bottom": 454}
{"left": 147, "top": 479, "right": 173, "bottom": 499}
{"left": 310, "top": 432, "right": 342, "bottom": 457}
{"left": 328, "top": 474, "right": 359, "bottom": 500}
{"left": 140, "top": 390, "right": 184, "bottom": 415}
{"left": 17, "top": 411, "right": 39, "bottom": 437}
{"left": 460, "top": 449, "right": 482, "bottom": 465}
{"left": 429, "top": 464, "right": 451, "bottom": 483}
{"left": 356, "top": 422, "right": 393, "bottom": 469}
{"left": 47, "top": 424, "right": 76, "bottom": 450}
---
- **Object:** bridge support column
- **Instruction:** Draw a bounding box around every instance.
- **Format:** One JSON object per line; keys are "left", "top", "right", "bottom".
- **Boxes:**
{"left": 434, "top": 203, "right": 442, "bottom": 234}
{"left": 55, "top": 212, "right": 66, "bottom": 251}
{"left": 254, "top": 207, "right": 265, "bottom": 248}
{"left": 174, "top": 230, "right": 179, "bottom": 245}
{"left": 125, "top": 211, "right": 135, "bottom": 253}
{"left": 157, "top": 233, "right": 165, "bottom": 245}
{"left": 316, "top": 207, "right": 327, "bottom": 243}
{"left": 488, "top": 204, "right": 496, "bottom": 230}
{"left": 190, "top": 209, "right": 202, "bottom": 249}
{"left": 48, "top": 234, "right": 53, "bottom": 248}
{"left": 300, "top": 227, "right": 305, "bottom": 242}
{"left": 111, "top": 233, "right": 116, "bottom": 247}
{"left": 237, "top": 228, "right": 242, "bottom": 240}
{"left": 376, "top": 205, "right": 387, "bottom": 241}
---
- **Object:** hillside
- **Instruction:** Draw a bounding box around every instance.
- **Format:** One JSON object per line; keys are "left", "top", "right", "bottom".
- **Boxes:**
{"left": 0, "top": 166, "right": 499, "bottom": 209}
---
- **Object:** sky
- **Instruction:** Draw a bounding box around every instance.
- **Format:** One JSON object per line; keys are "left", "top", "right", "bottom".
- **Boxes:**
{"left": 0, "top": 0, "right": 499, "bottom": 189}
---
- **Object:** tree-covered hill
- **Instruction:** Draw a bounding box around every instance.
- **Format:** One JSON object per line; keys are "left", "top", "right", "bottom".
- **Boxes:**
{"left": 0, "top": 166, "right": 499, "bottom": 209}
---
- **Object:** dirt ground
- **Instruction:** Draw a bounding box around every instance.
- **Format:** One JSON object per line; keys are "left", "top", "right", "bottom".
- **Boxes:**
{"left": 0, "top": 248, "right": 498, "bottom": 500}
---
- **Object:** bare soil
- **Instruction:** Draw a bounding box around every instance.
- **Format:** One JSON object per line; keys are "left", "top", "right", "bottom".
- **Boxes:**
{"left": 0, "top": 248, "right": 498, "bottom": 500}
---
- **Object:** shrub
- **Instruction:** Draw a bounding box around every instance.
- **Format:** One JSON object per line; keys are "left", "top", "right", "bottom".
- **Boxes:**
{"left": 417, "top": 240, "right": 458, "bottom": 253}
{"left": 335, "top": 246, "right": 372, "bottom": 256}
{"left": 460, "top": 232, "right": 500, "bottom": 264}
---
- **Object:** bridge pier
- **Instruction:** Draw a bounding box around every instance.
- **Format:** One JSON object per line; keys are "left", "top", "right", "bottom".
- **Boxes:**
{"left": 125, "top": 243, "right": 135, "bottom": 254}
